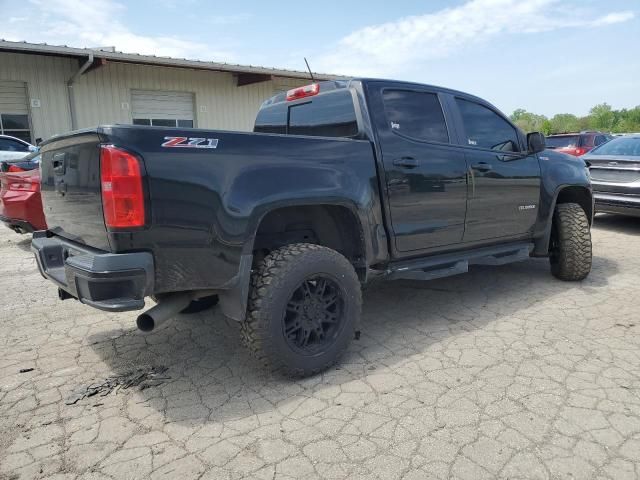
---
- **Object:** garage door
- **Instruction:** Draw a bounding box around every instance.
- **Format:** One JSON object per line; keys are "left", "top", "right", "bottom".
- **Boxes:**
{"left": 0, "top": 81, "right": 32, "bottom": 143}
{"left": 131, "top": 90, "right": 195, "bottom": 128}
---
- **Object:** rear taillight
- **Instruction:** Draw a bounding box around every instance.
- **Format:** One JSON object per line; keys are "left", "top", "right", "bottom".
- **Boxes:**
{"left": 563, "top": 146, "right": 590, "bottom": 156}
{"left": 286, "top": 83, "right": 320, "bottom": 101}
{"left": 7, "top": 179, "right": 38, "bottom": 191}
{"left": 574, "top": 147, "right": 589, "bottom": 156}
{"left": 100, "top": 145, "right": 145, "bottom": 229}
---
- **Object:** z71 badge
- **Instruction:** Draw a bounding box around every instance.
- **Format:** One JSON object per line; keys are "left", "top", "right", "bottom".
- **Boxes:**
{"left": 161, "top": 137, "right": 219, "bottom": 149}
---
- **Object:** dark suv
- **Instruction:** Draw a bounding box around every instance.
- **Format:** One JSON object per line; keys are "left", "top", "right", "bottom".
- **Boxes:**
{"left": 546, "top": 131, "right": 612, "bottom": 157}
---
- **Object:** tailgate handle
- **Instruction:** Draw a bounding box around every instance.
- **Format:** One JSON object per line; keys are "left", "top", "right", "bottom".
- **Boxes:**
{"left": 52, "top": 153, "right": 67, "bottom": 175}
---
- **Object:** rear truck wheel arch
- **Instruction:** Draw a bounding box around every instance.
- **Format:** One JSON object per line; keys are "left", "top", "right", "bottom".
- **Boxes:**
{"left": 250, "top": 204, "right": 368, "bottom": 274}
{"left": 534, "top": 185, "right": 593, "bottom": 257}
{"left": 218, "top": 203, "right": 369, "bottom": 322}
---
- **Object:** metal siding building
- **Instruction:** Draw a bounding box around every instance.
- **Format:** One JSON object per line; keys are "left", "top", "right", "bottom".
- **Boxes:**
{"left": 0, "top": 40, "right": 342, "bottom": 143}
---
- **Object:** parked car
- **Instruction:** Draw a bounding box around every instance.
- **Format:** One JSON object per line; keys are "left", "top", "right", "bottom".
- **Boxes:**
{"left": 1, "top": 150, "right": 41, "bottom": 172}
{"left": 32, "top": 79, "right": 593, "bottom": 376}
{"left": 0, "top": 134, "right": 37, "bottom": 162}
{"left": 546, "top": 131, "right": 612, "bottom": 157}
{"left": 0, "top": 153, "right": 46, "bottom": 233}
{"left": 583, "top": 134, "right": 640, "bottom": 217}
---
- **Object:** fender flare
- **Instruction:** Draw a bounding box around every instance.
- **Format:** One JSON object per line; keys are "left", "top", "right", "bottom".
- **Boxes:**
{"left": 533, "top": 185, "right": 593, "bottom": 257}
{"left": 220, "top": 199, "right": 373, "bottom": 322}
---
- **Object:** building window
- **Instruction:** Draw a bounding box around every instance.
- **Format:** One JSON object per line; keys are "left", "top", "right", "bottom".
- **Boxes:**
{"left": 0, "top": 113, "right": 32, "bottom": 143}
{"left": 132, "top": 118, "right": 194, "bottom": 128}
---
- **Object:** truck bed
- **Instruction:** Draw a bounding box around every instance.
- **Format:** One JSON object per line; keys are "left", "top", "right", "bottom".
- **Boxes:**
{"left": 39, "top": 125, "right": 382, "bottom": 296}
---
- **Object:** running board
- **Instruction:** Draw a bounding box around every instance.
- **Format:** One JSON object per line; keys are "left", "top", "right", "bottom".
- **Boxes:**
{"left": 384, "top": 242, "right": 533, "bottom": 281}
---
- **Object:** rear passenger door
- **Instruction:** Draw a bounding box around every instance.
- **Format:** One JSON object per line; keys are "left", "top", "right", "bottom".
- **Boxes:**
{"left": 367, "top": 83, "right": 469, "bottom": 254}
{"left": 451, "top": 97, "right": 541, "bottom": 243}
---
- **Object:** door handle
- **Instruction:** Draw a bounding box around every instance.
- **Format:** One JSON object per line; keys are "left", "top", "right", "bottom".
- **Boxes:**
{"left": 471, "top": 162, "right": 492, "bottom": 172}
{"left": 393, "top": 157, "right": 419, "bottom": 168}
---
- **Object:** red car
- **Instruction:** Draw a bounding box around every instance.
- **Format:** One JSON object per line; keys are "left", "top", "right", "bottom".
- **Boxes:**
{"left": 0, "top": 152, "right": 46, "bottom": 233}
{"left": 545, "top": 131, "right": 612, "bottom": 157}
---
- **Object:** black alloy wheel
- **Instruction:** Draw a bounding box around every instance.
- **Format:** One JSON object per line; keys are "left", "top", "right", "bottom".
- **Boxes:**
{"left": 283, "top": 276, "right": 345, "bottom": 356}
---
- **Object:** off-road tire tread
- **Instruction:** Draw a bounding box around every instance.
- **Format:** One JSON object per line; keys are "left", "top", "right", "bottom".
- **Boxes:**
{"left": 241, "top": 243, "right": 361, "bottom": 377}
{"left": 550, "top": 203, "right": 592, "bottom": 281}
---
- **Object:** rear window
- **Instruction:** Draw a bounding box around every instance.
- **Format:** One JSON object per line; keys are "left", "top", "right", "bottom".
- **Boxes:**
{"left": 590, "top": 137, "right": 640, "bottom": 157}
{"left": 255, "top": 90, "right": 359, "bottom": 138}
{"left": 546, "top": 135, "right": 580, "bottom": 148}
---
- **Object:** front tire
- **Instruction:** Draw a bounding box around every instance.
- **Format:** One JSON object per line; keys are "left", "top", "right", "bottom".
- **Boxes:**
{"left": 549, "top": 203, "right": 592, "bottom": 281}
{"left": 241, "top": 243, "right": 361, "bottom": 377}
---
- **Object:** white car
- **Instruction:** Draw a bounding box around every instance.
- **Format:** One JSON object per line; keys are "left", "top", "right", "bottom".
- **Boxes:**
{"left": 0, "top": 134, "right": 37, "bottom": 162}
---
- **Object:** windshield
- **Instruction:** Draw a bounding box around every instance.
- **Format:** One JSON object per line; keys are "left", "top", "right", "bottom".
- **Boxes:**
{"left": 589, "top": 137, "right": 640, "bottom": 157}
{"left": 545, "top": 135, "right": 580, "bottom": 148}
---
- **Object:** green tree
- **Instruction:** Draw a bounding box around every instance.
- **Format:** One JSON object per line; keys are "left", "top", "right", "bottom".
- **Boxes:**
{"left": 549, "top": 113, "right": 580, "bottom": 134}
{"left": 615, "top": 106, "right": 640, "bottom": 133}
{"left": 509, "top": 109, "right": 548, "bottom": 133}
{"left": 510, "top": 103, "right": 640, "bottom": 135}
{"left": 588, "top": 103, "right": 616, "bottom": 131}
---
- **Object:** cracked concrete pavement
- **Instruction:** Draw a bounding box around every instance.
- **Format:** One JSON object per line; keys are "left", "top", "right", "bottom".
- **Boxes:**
{"left": 1, "top": 214, "right": 639, "bottom": 480}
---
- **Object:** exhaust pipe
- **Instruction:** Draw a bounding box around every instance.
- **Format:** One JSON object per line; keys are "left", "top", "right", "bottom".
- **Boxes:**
{"left": 136, "top": 292, "right": 193, "bottom": 332}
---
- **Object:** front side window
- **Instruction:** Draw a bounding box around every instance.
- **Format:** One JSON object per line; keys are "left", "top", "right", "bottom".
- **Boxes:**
{"left": 456, "top": 98, "right": 519, "bottom": 152}
{"left": 382, "top": 90, "right": 449, "bottom": 143}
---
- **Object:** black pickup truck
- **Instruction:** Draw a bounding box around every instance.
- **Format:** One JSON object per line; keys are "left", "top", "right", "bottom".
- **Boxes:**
{"left": 32, "top": 79, "right": 593, "bottom": 376}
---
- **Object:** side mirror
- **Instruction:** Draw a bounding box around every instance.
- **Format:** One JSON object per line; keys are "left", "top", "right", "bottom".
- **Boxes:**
{"left": 28, "top": 145, "right": 38, "bottom": 152}
{"left": 527, "top": 132, "right": 546, "bottom": 154}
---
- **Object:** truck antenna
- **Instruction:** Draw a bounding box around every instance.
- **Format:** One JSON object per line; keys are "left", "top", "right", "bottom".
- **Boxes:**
{"left": 304, "top": 57, "right": 315, "bottom": 82}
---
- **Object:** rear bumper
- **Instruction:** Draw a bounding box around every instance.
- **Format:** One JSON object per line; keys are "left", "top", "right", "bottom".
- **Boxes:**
{"left": 31, "top": 231, "right": 154, "bottom": 312}
{"left": 594, "top": 192, "right": 640, "bottom": 217}
{"left": 0, "top": 190, "right": 46, "bottom": 231}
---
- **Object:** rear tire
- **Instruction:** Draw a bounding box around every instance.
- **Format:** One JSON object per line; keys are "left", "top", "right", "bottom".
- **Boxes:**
{"left": 241, "top": 243, "right": 361, "bottom": 377}
{"left": 549, "top": 203, "right": 592, "bottom": 281}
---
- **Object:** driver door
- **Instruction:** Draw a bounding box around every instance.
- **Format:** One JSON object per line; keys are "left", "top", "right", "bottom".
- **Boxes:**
{"left": 452, "top": 97, "right": 541, "bottom": 243}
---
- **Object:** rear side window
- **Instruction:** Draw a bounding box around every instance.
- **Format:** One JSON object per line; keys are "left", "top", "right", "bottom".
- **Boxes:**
{"left": 382, "top": 90, "right": 449, "bottom": 143}
{"left": 254, "top": 90, "right": 358, "bottom": 137}
{"left": 456, "top": 98, "right": 519, "bottom": 152}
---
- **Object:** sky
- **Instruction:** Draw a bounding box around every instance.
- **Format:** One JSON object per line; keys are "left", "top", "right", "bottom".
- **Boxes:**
{"left": 1, "top": 0, "right": 639, "bottom": 117}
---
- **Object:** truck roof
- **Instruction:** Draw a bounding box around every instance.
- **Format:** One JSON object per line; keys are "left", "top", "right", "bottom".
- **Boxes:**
{"left": 262, "top": 78, "right": 494, "bottom": 110}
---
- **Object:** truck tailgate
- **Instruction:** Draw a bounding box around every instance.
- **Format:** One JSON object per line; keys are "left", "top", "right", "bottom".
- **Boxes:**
{"left": 40, "top": 131, "right": 110, "bottom": 250}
